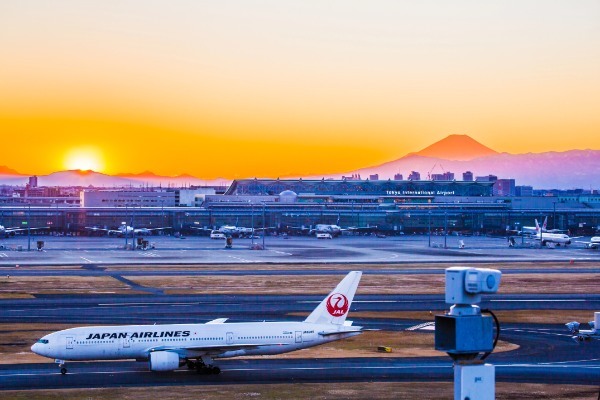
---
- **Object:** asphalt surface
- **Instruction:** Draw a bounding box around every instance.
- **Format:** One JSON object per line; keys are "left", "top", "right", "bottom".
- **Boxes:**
{"left": 1, "top": 292, "right": 600, "bottom": 389}
{"left": 0, "top": 234, "right": 599, "bottom": 391}
{"left": 0, "top": 234, "right": 599, "bottom": 265}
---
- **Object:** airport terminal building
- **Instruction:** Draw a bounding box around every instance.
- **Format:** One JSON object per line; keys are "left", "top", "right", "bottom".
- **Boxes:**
{"left": 1, "top": 178, "right": 598, "bottom": 238}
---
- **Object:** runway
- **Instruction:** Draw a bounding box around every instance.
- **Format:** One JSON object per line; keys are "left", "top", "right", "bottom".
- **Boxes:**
{"left": 0, "top": 235, "right": 598, "bottom": 266}
{"left": 1, "top": 291, "right": 600, "bottom": 390}
{"left": 0, "top": 234, "right": 598, "bottom": 391}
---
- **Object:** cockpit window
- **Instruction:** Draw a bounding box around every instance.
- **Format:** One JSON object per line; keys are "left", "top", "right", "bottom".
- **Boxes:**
{"left": 37, "top": 339, "right": 49, "bottom": 344}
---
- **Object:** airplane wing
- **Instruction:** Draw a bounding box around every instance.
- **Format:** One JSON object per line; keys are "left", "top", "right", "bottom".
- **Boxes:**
{"left": 146, "top": 227, "right": 171, "bottom": 231}
{"left": 147, "top": 341, "right": 291, "bottom": 357}
{"left": 575, "top": 241, "right": 599, "bottom": 249}
{"left": 205, "top": 318, "right": 228, "bottom": 324}
{"left": 5, "top": 226, "right": 50, "bottom": 233}
{"left": 86, "top": 226, "right": 124, "bottom": 234}
{"left": 318, "top": 326, "right": 363, "bottom": 337}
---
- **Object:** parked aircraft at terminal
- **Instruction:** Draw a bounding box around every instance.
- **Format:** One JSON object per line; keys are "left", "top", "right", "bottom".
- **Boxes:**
{"left": 566, "top": 312, "right": 599, "bottom": 342}
{"left": 516, "top": 218, "right": 579, "bottom": 247}
{"left": 191, "top": 224, "right": 271, "bottom": 238}
{"left": 31, "top": 271, "right": 364, "bottom": 375}
{"left": 0, "top": 224, "right": 49, "bottom": 237}
{"left": 576, "top": 236, "right": 600, "bottom": 249}
{"left": 85, "top": 225, "right": 171, "bottom": 236}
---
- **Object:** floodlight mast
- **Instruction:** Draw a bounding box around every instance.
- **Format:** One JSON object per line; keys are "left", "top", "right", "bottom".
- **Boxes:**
{"left": 435, "top": 267, "right": 502, "bottom": 400}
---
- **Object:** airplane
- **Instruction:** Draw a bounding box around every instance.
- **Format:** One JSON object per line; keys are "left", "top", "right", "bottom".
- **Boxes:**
{"left": 191, "top": 225, "right": 271, "bottom": 238}
{"left": 287, "top": 221, "right": 377, "bottom": 238}
{"left": 31, "top": 271, "right": 363, "bottom": 375}
{"left": 566, "top": 312, "right": 599, "bottom": 342}
{"left": 576, "top": 236, "right": 600, "bottom": 249}
{"left": 517, "top": 217, "right": 564, "bottom": 235}
{"left": 86, "top": 225, "right": 171, "bottom": 236}
{"left": 0, "top": 224, "right": 49, "bottom": 237}
{"left": 527, "top": 218, "right": 579, "bottom": 246}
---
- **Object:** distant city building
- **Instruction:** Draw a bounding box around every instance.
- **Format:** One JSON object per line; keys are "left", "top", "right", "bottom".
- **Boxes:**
{"left": 493, "top": 179, "right": 516, "bottom": 196}
{"left": 176, "top": 188, "right": 216, "bottom": 207}
{"left": 476, "top": 174, "right": 498, "bottom": 182}
{"left": 394, "top": 173, "right": 403, "bottom": 180}
{"left": 408, "top": 171, "right": 421, "bottom": 181}
{"left": 342, "top": 174, "right": 361, "bottom": 180}
{"left": 28, "top": 175, "right": 38, "bottom": 188}
{"left": 431, "top": 172, "right": 454, "bottom": 181}
{"left": 515, "top": 185, "right": 533, "bottom": 197}
{"left": 369, "top": 174, "right": 379, "bottom": 181}
{"left": 81, "top": 190, "right": 177, "bottom": 207}
{"left": 463, "top": 171, "right": 473, "bottom": 181}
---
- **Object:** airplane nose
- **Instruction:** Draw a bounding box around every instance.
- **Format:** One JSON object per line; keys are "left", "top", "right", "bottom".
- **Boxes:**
{"left": 31, "top": 343, "right": 39, "bottom": 354}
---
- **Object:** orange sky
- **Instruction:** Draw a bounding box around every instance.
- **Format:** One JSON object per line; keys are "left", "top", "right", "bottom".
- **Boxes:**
{"left": 1, "top": 1, "right": 599, "bottom": 179}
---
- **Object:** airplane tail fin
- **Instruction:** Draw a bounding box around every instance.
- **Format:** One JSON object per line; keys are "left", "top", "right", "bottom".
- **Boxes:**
{"left": 542, "top": 217, "right": 548, "bottom": 231}
{"left": 535, "top": 219, "right": 540, "bottom": 233}
{"left": 304, "top": 271, "right": 362, "bottom": 326}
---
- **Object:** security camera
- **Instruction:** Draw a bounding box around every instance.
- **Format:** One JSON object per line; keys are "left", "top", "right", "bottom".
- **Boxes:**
{"left": 445, "top": 267, "right": 502, "bottom": 307}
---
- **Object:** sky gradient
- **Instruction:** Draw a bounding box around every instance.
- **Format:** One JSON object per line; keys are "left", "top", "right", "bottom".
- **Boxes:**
{"left": 1, "top": 1, "right": 599, "bottom": 179}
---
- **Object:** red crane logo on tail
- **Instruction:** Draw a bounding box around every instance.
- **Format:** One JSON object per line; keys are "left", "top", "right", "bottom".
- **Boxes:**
{"left": 326, "top": 293, "right": 349, "bottom": 317}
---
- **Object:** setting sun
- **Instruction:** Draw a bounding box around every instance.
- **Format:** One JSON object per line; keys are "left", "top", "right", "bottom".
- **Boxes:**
{"left": 64, "top": 147, "right": 105, "bottom": 172}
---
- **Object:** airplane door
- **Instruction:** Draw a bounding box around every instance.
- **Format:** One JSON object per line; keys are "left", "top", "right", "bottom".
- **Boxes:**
{"left": 295, "top": 331, "right": 302, "bottom": 343}
{"left": 66, "top": 336, "right": 74, "bottom": 350}
{"left": 122, "top": 338, "right": 130, "bottom": 348}
{"left": 226, "top": 332, "right": 234, "bottom": 345}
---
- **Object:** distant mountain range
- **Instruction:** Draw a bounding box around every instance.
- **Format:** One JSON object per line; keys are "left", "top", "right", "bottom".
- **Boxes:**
{"left": 1, "top": 135, "right": 598, "bottom": 189}
{"left": 0, "top": 169, "right": 228, "bottom": 188}
{"left": 343, "top": 135, "right": 600, "bottom": 189}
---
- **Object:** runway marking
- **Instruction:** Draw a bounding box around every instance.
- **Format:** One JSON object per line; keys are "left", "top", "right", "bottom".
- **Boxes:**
{"left": 80, "top": 257, "right": 96, "bottom": 263}
{"left": 0, "top": 363, "right": 456, "bottom": 378}
{"left": 140, "top": 251, "right": 160, "bottom": 258}
{"left": 0, "top": 253, "right": 7, "bottom": 257}
{"left": 226, "top": 255, "right": 254, "bottom": 263}
{"left": 490, "top": 299, "right": 586, "bottom": 302}
{"left": 300, "top": 300, "right": 432, "bottom": 304}
{"left": 405, "top": 322, "right": 435, "bottom": 331}
{"left": 270, "top": 250, "right": 292, "bottom": 256}
{"left": 98, "top": 302, "right": 199, "bottom": 306}
{"left": 505, "top": 328, "right": 572, "bottom": 338}
{"left": 537, "top": 357, "right": 600, "bottom": 365}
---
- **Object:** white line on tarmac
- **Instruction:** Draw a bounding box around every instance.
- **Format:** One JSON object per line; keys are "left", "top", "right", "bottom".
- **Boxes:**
{"left": 490, "top": 299, "right": 586, "bottom": 302}
{"left": 270, "top": 250, "right": 292, "bottom": 256}
{"left": 80, "top": 257, "right": 96, "bottom": 263}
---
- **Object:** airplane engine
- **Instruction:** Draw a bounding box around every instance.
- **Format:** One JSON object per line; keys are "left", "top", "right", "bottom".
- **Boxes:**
{"left": 149, "top": 351, "right": 181, "bottom": 371}
{"left": 565, "top": 321, "right": 580, "bottom": 334}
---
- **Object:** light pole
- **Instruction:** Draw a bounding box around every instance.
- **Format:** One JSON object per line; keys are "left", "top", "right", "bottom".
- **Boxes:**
{"left": 251, "top": 202, "right": 255, "bottom": 246}
{"left": 444, "top": 212, "right": 448, "bottom": 249}
{"left": 124, "top": 203, "right": 129, "bottom": 250}
{"left": 27, "top": 203, "right": 31, "bottom": 251}
{"left": 262, "top": 202, "right": 266, "bottom": 250}
{"left": 428, "top": 211, "right": 431, "bottom": 248}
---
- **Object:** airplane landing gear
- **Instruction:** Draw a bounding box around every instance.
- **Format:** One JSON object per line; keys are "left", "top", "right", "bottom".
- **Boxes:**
{"left": 189, "top": 357, "right": 221, "bottom": 375}
{"left": 55, "top": 359, "right": 67, "bottom": 375}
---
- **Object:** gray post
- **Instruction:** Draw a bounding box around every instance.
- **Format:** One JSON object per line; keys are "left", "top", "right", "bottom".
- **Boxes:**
{"left": 27, "top": 204, "right": 31, "bottom": 251}
{"left": 444, "top": 212, "right": 448, "bottom": 249}
{"left": 262, "top": 202, "right": 266, "bottom": 250}
{"left": 428, "top": 211, "right": 431, "bottom": 247}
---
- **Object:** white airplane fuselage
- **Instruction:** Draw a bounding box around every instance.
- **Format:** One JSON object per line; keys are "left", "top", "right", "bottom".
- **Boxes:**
{"left": 32, "top": 271, "right": 363, "bottom": 374}
{"left": 535, "top": 232, "right": 573, "bottom": 245}
{"left": 31, "top": 321, "right": 359, "bottom": 362}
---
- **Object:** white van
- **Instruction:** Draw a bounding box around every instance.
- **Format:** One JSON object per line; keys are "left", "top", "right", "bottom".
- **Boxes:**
{"left": 210, "top": 230, "right": 226, "bottom": 239}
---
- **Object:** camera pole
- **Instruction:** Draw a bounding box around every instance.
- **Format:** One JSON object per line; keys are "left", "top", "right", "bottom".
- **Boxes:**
{"left": 435, "top": 267, "right": 502, "bottom": 400}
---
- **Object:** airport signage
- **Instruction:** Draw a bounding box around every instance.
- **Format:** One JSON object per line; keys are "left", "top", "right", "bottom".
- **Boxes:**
{"left": 85, "top": 330, "right": 191, "bottom": 340}
{"left": 386, "top": 190, "right": 455, "bottom": 196}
